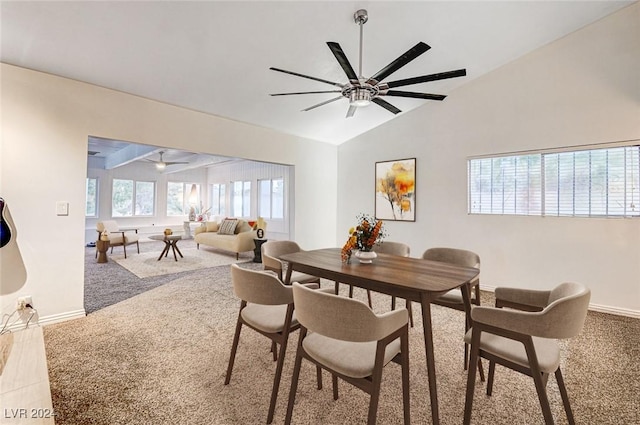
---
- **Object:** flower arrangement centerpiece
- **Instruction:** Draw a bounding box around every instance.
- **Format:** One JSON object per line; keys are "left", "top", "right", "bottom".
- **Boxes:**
{"left": 341, "top": 213, "right": 386, "bottom": 263}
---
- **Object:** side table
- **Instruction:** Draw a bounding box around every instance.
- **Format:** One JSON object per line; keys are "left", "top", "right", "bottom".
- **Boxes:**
{"left": 253, "top": 239, "right": 268, "bottom": 263}
{"left": 96, "top": 240, "right": 110, "bottom": 263}
{"left": 149, "top": 234, "right": 183, "bottom": 262}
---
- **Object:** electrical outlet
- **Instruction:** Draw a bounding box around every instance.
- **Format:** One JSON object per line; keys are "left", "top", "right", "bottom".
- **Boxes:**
{"left": 17, "top": 296, "right": 32, "bottom": 310}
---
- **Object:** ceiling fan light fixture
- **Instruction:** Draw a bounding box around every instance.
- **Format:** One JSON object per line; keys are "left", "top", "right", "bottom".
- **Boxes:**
{"left": 350, "top": 89, "right": 371, "bottom": 107}
{"left": 156, "top": 162, "right": 166, "bottom": 170}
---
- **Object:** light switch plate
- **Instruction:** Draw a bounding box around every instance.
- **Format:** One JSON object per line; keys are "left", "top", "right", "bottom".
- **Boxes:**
{"left": 56, "top": 201, "right": 69, "bottom": 216}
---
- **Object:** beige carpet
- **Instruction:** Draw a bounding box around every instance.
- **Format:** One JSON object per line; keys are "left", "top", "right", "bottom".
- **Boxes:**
{"left": 44, "top": 267, "right": 640, "bottom": 424}
{"left": 110, "top": 247, "right": 241, "bottom": 278}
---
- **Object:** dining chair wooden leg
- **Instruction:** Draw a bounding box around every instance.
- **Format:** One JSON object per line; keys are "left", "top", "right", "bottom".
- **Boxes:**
{"left": 332, "top": 374, "right": 339, "bottom": 400}
{"left": 271, "top": 341, "right": 277, "bottom": 361}
{"left": 405, "top": 300, "right": 414, "bottom": 327}
{"left": 486, "top": 360, "right": 496, "bottom": 395}
{"left": 334, "top": 281, "right": 340, "bottom": 294}
{"left": 285, "top": 330, "right": 307, "bottom": 425}
{"left": 267, "top": 338, "right": 289, "bottom": 424}
{"left": 224, "top": 304, "right": 245, "bottom": 385}
{"left": 316, "top": 365, "right": 323, "bottom": 390}
{"left": 463, "top": 329, "right": 482, "bottom": 425}
{"left": 367, "top": 343, "right": 385, "bottom": 425}
{"left": 366, "top": 290, "right": 373, "bottom": 308}
{"left": 525, "top": 340, "right": 555, "bottom": 425}
{"left": 556, "top": 368, "right": 576, "bottom": 425}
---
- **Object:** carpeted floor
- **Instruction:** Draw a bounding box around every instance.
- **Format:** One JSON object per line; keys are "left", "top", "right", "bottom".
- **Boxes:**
{"left": 83, "top": 238, "right": 254, "bottom": 313}
{"left": 45, "top": 259, "right": 640, "bottom": 424}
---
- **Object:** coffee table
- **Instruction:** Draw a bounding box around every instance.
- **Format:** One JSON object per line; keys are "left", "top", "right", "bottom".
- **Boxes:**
{"left": 149, "top": 234, "right": 183, "bottom": 261}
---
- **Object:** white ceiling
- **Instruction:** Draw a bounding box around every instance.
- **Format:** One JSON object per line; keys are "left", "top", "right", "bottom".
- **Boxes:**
{"left": 1, "top": 1, "right": 635, "bottom": 145}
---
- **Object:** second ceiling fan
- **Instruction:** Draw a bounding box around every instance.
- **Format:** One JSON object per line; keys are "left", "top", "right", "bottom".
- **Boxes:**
{"left": 270, "top": 9, "right": 467, "bottom": 118}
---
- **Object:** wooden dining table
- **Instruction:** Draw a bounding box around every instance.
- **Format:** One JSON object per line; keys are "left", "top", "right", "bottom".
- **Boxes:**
{"left": 280, "top": 247, "right": 480, "bottom": 425}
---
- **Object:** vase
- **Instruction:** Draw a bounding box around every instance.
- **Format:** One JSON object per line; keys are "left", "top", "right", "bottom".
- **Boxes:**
{"left": 355, "top": 250, "right": 377, "bottom": 264}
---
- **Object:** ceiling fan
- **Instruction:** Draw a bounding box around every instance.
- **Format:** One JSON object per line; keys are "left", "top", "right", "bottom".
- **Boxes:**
{"left": 270, "top": 9, "right": 467, "bottom": 118}
{"left": 146, "top": 151, "right": 188, "bottom": 170}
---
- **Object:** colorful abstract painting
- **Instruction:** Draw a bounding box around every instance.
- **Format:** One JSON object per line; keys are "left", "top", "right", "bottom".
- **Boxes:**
{"left": 375, "top": 158, "right": 416, "bottom": 221}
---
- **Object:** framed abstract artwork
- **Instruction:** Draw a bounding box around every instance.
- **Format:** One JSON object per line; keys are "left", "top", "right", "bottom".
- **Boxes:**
{"left": 375, "top": 158, "right": 416, "bottom": 222}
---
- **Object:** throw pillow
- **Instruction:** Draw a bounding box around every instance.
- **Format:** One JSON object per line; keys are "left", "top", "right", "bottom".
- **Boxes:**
{"left": 234, "top": 220, "right": 248, "bottom": 234}
{"left": 205, "top": 221, "right": 219, "bottom": 232}
{"left": 218, "top": 219, "right": 238, "bottom": 235}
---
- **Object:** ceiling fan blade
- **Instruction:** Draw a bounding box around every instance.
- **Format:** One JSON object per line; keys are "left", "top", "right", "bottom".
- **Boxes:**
{"left": 165, "top": 162, "right": 189, "bottom": 166}
{"left": 372, "top": 97, "right": 401, "bottom": 115}
{"left": 270, "top": 90, "right": 343, "bottom": 96}
{"left": 367, "top": 42, "right": 431, "bottom": 84}
{"left": 346, "top": 105, "right": 357, "bottom": 118}
{"left": 386, "top": 69, "right": 467, "bottom": 88}
{"left": 385, "top": 90, "right": 446, "bottom": 101}
{"left": 327, "top": 42, "right": 358, "bottom": 81}
{"left": 270, "top": 67, "right": 343, "bottom": 88}
{"left": 302, "top": 95, "right": 344, "bottom": 112}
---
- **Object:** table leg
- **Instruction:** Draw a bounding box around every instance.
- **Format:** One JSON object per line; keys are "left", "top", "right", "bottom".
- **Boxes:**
{"left": 171, "top": 243, "right": 178, "bottom": 261}
{"left": 157, "top": 243, "right": 170, "bottom": 261}
{"left": 173, "top": 242, "right": 183, "bottom": 258}
{"left": 420, "top": 294, "right": 440, "bottom": 425}
{"left": 284, "top": 265, "right": 293, "bottom": 286}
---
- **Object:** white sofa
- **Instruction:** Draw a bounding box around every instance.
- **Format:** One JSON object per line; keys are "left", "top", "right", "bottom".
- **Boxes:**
{"left": 194, "top": 219, "right": 258, "bottom": 259}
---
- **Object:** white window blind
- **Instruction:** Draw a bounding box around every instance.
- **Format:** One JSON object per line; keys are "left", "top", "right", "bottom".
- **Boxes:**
{"left": 468, "top": 144, "right": 640, "bottom": 218}
{"left": 468, "top": 154, "right": 541, "bottom": 215}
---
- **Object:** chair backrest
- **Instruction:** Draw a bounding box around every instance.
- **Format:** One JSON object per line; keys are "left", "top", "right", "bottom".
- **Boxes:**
{"left": 262, "top": 240, "right": 303, "bottom": 273}
{"left": 96, "top": 220, "right": 119, "bottom": 233}
{"left": 539, "top": 282, "right": 591, "bottom": 339}
{"left": 230, "top": 264, "right": 293, "bottom": 305}
{"left": 374, "top": 241, "right": 410, "bottom": 257}
{"left": 422, "top": 247, "right": 480, "bottom": 269}
{"left": 292, "top": 282, "right": 408, "bottom": 343}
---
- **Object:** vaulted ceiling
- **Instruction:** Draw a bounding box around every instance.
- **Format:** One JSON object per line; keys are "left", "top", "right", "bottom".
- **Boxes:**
{"left": 1, "top": 1, "right": 635, "bottom": 145}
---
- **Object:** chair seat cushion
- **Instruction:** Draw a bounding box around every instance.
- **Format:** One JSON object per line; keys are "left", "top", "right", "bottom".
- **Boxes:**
{"left": 242, "top": 304, "right": 297, "bottom": 334}
{"left": 436, "top": 289, "right": 463, "bottom": 303}
{"left": 464, "top": 329, "right": 560, "bottom": 373}
{"left": 303, "top": 333, "right": 401, "bottom": 379}
{"left": 109, "top": 233, "right": 139, "bottom": 245}
{"left": 290, "top": 271, "right": 320, "bottom": 284}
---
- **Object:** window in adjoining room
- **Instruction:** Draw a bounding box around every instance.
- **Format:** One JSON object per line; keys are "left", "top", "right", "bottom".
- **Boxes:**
{"left": 258, "top": 178, "right": 284, "bottom": 219}
{"left": 167, "top": 182, "right": 200, "bottom": 216}
{"left": 86, "top": 177, "right": 98, "bottom": 217}
{"left": 112, "top": 179, "right": 155, "bottom": 217}
{"left": 210, "top": 183, "right": 226, "bottom": 216}
{"left": 231, "top": 180, "right": 251, "bottom": 218}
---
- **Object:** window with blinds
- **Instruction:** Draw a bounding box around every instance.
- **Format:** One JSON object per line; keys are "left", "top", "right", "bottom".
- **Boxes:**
{"left": 468, "top": 144, "right": 640, "bottom": 218}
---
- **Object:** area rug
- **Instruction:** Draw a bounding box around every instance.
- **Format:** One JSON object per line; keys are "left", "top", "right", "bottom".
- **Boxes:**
{"left": 45, "top": 269, "right": 640, "bottom": 425}
{"left": 110, "top": 247, "right": 242, "bottom": 278}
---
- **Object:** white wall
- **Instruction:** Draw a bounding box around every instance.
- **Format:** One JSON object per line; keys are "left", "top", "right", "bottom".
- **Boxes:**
{"left": 0, "top": 64, "right": 337, "bottom": 323}
{"left": 337, "top": 4, "right": 640, "bottom": 315}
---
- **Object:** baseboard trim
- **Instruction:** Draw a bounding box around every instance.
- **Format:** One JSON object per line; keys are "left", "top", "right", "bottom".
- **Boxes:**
{"left": 480, "top": 285, "right": 639, "bottom": 319}
{"left": 39, "top": 309, "right": 87, "bottom": 326}
{"left": 3, "top": 309, "right": 85, "bottom": 333}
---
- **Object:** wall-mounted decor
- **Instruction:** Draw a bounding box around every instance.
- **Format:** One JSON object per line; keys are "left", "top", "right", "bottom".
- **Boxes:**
{"left": 375, "top": 158, "right": 416, "bottom": 222}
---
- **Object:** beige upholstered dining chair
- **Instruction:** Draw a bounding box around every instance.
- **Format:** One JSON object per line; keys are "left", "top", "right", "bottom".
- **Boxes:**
{"left": 224, "top": 264, "right": 320, "bottom": 424}
{"left": 261, "top": 240, "right": 321, "bottom": 285}
{"left": 372, "top": 241, "right": 413, "bottom": 326}
{"left": 95, "top": 220, "right": 140, "bottom": 259}
{"left": 422, "top": 247, "right": 482, "bottom": 373}
{"left": 285, "top": 282, "right": 410, "bottom": 425}
{"left": 464, "top": 282, "right": 591, "bottom": 425}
